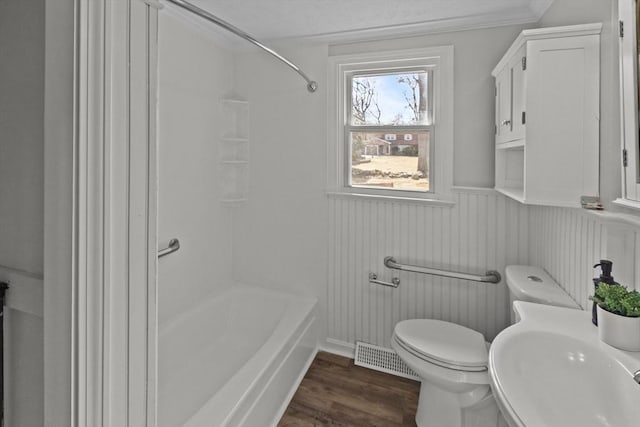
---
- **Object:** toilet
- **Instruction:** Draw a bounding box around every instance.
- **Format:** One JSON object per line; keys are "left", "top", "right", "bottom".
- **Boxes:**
{"left": 391, "top": 265, "right": 580, "bottom": 427}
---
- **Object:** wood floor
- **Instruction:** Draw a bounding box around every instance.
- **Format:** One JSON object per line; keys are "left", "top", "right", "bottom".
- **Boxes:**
{"left": 278, "top": 351, "right": 420, "bottom": 427}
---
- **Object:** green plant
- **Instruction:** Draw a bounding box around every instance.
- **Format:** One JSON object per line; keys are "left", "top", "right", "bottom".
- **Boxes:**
{"left": 590, "top": 283, "right": 640, "bottom": 317}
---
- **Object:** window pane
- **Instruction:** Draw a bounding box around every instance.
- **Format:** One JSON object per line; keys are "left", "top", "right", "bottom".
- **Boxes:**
{"left": 350, "top": 131, "right": 430, "bottom": 191}
{"left": 351, "top": 72, "right": 429, "bottom": 126}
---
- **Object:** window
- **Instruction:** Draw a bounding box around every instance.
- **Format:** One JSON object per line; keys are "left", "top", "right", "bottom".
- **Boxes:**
{"left": 348, "top": 70, "right": 433, "bottom": 192}
{"left": 329, "top": 46, "right": 454, "bottom": 200}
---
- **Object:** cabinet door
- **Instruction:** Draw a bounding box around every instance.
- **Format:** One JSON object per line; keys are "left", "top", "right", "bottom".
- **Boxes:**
{"left": 525, "top": 35, "right": 600, "bottom": 205}
{"left": 509, "top": 46, "right": 527, "bottom": 142}
{"left": 495, "top": 46, "right": 526, "bottom": 145}
{"left": 495, "top": 68, "right": 511, "bottom": 144}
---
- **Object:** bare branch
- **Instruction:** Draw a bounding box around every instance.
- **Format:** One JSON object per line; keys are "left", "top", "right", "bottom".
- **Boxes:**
{"left": 352, "top": 78, "right": 377, "bottom": 124}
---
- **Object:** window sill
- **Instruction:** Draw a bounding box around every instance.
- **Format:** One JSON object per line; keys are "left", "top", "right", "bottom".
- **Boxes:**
{"left": 612, "top": 198, "right": 640, "bottom": 212}
{"left": 326, "top": 191, "right": 456, "bottom": 207}
{"left": 581, "top": 205, "right": 640, "bottom": 228}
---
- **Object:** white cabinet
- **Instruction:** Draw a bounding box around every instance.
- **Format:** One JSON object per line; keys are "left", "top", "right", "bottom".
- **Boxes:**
{"left": 493, "top": 24, "right": 602, "bottom": 207}
{"left": 495, "top": 45, "right": 526, "bottom": 145}
{"left": 219, "top": 99, "right": 249, "bottom": 204}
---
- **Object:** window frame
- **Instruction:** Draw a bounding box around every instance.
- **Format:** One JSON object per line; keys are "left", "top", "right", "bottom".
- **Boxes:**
{"left": 346, "top": 68, "right": 434, "bottom": 193}
{"left": 328, "top": 46, "right": 454, "bottom": 202}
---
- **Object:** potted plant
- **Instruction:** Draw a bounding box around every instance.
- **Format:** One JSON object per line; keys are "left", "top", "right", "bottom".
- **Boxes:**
{"left": 590, "top": 283, "right": 640, "bottom": 351}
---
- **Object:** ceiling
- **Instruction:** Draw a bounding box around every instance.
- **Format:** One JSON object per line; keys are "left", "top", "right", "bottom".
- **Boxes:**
{"left": 167, "top": 0, "right": 555, "bottom": 43}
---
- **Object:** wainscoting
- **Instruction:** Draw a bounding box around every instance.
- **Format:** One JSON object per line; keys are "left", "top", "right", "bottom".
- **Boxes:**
{"left": 529, "top": 206, "right": 640, "bottom": 308}
{"left": 326, "top": 189, "right": 640, "bottom": 354}
{"left": 326, "top": 189, "right": 529, "bottom": 350}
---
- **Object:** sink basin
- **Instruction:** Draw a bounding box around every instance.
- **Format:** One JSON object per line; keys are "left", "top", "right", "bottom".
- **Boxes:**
{"left": 490, "top": 302, "right": 640, "bottom": 427}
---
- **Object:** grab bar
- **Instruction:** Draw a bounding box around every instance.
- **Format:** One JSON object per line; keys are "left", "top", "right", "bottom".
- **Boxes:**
{"left": 369, "top": 273, "right": 400, "bottom": 288}
{"left": 158, "top": 238, "right": 180, "bottom": 258}
{"left": 384, "top": 256, "right": 501, "bottom": 284}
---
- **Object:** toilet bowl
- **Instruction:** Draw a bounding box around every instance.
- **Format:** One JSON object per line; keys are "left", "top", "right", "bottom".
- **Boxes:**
{"left": 392, "top": 265, "right": 580, "bottom": 427}
{"left": 391, "top": 319, "right": 498, "bottom": 427}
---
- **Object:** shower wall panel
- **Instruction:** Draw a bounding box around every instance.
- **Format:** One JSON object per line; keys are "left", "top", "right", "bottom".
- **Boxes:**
{"left": 157, "top": 12, "right": 235, "bottom": 327}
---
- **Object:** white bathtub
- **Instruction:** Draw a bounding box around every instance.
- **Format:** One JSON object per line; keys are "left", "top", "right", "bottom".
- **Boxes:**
{"left": 158, "top": 285, "right": 317, "bottom": 427}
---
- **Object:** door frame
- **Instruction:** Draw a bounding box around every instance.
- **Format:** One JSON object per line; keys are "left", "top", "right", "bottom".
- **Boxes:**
{"left": 44, "top": 1, "right": 159, "bottom": 425}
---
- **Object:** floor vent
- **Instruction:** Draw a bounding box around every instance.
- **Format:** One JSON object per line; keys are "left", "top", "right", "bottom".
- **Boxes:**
{"left": 354, "top": 341, "right": 419, "bottom": 381}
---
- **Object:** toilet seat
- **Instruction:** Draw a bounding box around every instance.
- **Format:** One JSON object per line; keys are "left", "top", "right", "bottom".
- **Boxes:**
{"left": 393, "top": 319, "right": 488, "bottom": 372}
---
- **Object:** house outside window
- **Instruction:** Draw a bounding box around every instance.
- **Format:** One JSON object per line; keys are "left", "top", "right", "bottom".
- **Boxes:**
{"left": 349, "top": 70, "right": 433, "bottom": 192}
{"left": 328, "top": 46, "right": 454, "bottom": 201}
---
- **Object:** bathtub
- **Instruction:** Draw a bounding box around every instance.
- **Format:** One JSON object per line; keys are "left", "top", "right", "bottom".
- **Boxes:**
{"left": 158, "top": 285, "right": 317, "bottom": 427}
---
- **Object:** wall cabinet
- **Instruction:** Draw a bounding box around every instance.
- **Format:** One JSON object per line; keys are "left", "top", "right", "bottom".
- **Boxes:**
{"left": 493, "top": 24, "right": 602, "bottom": 207}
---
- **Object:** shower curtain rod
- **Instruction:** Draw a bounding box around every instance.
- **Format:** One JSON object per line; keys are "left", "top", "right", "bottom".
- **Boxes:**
{"left": 165, "top": 0, "right": 318, "bottom": 93}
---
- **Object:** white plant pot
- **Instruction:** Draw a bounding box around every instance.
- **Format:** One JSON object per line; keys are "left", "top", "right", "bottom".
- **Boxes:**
{"left": 597, "top": 305, "right": 640, "bottom": 352}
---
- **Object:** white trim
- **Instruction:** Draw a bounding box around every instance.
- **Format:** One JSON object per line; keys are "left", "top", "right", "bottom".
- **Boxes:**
{"left": 450, "top": 186, "right": 497, "bottom": 195}
{"left": 320, "top": 338, "right": 357, "bottom": 359}
{"left": 492, "top": 23, "right": 603, "bottom": 76}
{"left": 43, "top": 1, "right": 158, "bottom": 425}
{"left": 587, "top": 204, "right": 640, "bottom": 228}
{"left": 265, "top": 7, "right": 553, "bottom": 47}
{"left": 613, "top": 197, "right": 640, "bottom": 213}
{"left": 619, "top": 0, "right": 640, "bottom": 203}
{"left": 326, "top": 191, "right": 455, "bottom": 207}
{"left": 43, "top": 0, "right": 76, "bottom": 424}
{"left": 61, "top": 1, "right": 160, "bottom": 426}
{"left": 327, "top": 46, "right": 454, "bottom": 201}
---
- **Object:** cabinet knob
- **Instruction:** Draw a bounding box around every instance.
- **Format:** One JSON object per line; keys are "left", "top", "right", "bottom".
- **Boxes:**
{"left": 501, "top": 120, "right": 511, "bottom": 126}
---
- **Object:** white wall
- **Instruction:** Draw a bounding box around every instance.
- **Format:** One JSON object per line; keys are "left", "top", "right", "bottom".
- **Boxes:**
{"left": 232, "top": 44, "right": 329, "bottom": 296}
{"left": 0, "top": 0, "right": 44, "bottom": 273}
{"left": 0, "top": 0, "right": 45, "bottom": 425}
{"left": 232, "top": 24, "right": 533, "bottom": 350}
{"left": 157, "top": 13, "right": 236, "bottom": 327}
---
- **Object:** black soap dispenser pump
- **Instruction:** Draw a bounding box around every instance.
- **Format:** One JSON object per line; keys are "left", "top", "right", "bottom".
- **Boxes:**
{"left": 592, "top": 260, "right": 614, "bottom": 326}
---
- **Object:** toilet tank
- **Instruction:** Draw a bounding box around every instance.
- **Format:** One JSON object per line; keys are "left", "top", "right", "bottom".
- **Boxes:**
{"left": 506, "top": 265, "right": 580, "bottom": 323}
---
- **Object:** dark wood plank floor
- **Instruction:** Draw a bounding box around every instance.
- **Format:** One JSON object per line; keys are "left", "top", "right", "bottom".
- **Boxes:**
{"left": 278, "top": 351, "right": 420, "bottom": 427}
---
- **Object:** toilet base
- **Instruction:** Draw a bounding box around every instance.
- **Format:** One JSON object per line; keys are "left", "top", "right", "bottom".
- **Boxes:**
{"left": 415, "top": 382, "right": 503, "bottom": 427}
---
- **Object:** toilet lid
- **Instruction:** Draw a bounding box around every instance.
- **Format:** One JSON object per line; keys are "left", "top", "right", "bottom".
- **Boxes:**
{"left": 394, "top": 319, "right": 488, "bottom": 370}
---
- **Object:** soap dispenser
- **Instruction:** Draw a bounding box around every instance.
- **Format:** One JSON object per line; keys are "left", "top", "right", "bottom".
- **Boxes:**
{"left": 592, "top": 260, "right": 615, "bottom": 326}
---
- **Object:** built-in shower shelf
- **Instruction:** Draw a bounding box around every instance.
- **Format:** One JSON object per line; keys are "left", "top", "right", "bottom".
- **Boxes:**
{"left": 221, "top": 99, "right": 248, "bottom": 105}
{"left": 221, "top": 198, "right": 249, "bottom": 204}
{"left": 220, "top": 98, "right": 249, "bottom": 204}
{"left": 221, "top": 160, "right": 249, "bottom": 165}
{"left": 220, "top": 137, "right": 249, "bottom": 143}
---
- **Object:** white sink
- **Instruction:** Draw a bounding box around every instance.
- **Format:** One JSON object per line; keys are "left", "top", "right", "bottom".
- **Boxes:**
{"left": 490, "top": 302, "right": 640, "bottom": 427}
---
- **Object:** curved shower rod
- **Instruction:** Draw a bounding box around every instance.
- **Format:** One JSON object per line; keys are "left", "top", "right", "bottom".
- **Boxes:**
{"left": 165, "top": 0, "right": 318, "bottom": 93}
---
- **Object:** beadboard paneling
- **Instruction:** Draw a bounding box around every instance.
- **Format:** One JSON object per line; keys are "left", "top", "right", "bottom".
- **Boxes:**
{"left": 529, "top": 206, "right": 640, "bottom": 310}
{"left": 327, "top": 191, "right": 528, "bottom": 349}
